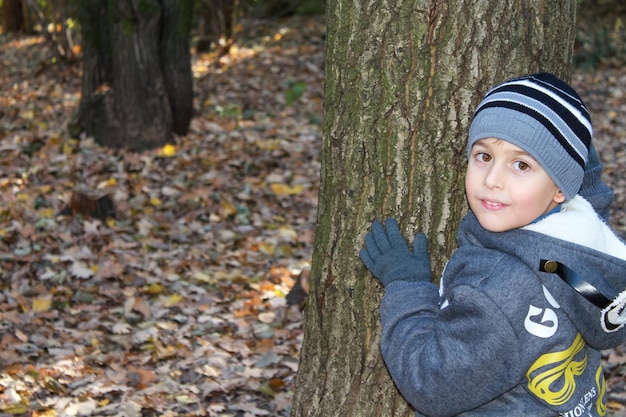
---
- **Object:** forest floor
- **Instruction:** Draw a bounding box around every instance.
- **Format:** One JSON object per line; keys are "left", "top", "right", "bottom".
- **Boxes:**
{"left": 1, "top": 13, "right": 626, "bottom": 417}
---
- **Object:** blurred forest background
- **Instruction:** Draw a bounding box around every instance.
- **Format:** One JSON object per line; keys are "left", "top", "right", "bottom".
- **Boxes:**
{"left": 0, "top": 0, "right": 326, "bottom": 62}
{"left": 1, "top": 0, "right": 626, "bottom": 416}
{"left": 2, "top": 0, "right": 625, "bottom": 68}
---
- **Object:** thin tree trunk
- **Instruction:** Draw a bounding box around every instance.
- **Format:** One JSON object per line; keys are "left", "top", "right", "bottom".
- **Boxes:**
{"left": 290, "top": 1, "right": 577, "bottom": 416}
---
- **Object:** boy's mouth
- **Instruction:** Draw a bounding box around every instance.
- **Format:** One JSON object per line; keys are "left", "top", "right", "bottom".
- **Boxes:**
{"left": 480, "top": 198, "right": 507, "bottom": 210}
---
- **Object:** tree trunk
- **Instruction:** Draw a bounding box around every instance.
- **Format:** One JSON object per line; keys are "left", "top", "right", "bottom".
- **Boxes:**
{"left": 1, "top": 0, "right": 24, "bottom": 33}
{"left": 290, "top": 1, "right": 577, "bottom": 416}
{"left": 160, "top": 0, "right": 194, "bottom": 136}
{"left": 73, "top": 0, "right": 193, "bottom": 150}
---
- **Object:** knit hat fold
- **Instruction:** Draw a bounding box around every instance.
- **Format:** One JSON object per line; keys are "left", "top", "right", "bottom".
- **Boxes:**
{"left": 468, "top": 73, "right": 592, "bottom": 201}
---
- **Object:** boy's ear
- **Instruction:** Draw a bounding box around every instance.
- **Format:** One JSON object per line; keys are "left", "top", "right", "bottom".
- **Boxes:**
{"left": 554, "top": 190, "right": 566, "bottom": 204}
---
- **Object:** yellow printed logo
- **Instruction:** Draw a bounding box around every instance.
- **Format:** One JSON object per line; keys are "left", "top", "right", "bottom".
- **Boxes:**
{"left": 526, "top": 333, "right": 588, "bottom": 405}
{"left": 596, "top": 365, "right": 607, "bottom": 416}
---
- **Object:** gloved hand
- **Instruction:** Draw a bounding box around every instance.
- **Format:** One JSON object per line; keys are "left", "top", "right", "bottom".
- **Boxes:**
{"left": 359, "top": 218, "right": 432, "bottom": 287}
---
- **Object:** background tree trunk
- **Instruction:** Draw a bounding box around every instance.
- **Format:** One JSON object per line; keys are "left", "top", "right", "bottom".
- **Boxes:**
{"left": 290, "top": 1, "right": 577, "bottom": 416}
{"left": 160, "top": 0, "right": 194, "bottom": 136}
{"left": 73, "top": 0, "right": 193, "bottom": 150}
{"left": 1, "top": 0, "right": 24, "bottom": 33}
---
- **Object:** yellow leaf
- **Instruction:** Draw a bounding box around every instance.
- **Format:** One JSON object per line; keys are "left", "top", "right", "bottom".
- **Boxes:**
{"left": 33, "top": 295, "right": 52, "bottom": 312}
{"left": 165, "top": 293, "right": 183, "bottom": 307}
{"left": 221, "top": 200, "right": 236, "bottom": 216}
{"left": 278, "top": 226, "right": 297, "bottom": 240}
{"left": 97, "top": 177, "right": 117, "bottom": 189}
{"left": 278, "top": 244, "right": 294, "bottom": 257}
{"left": 106, "top": 218, "right": 116, "bottom": 227}
{"left": 143, "top": 283, "right": 164, "bottom": 295}
{"left": 149, "top": 197, "right": 162, "bottom": 206}
{"left": 38, "top": 208, "right": 55, "bottom": 218}
{"left": 270, "top": 183, "right": 303, "bottom": 196}
{"left": 193, "top": 271, "right": 215, "bottom": 284}
{"left": 160, "top": 144, "right": 177, "bottom": 157}
{"left": 46, "top": 255, "right": 60, "bottom": 264}
{"left": 257, "top": 382, "right": 278, "bottom": 397}
{"left": 16, "top": 193, "right": 29, "bottom": 202}
{"left": 255, "top": 139, "right": 279, "bottom": 150}
{"left": 259, "top": 242, "right": 275, "bottom": 255}
{"left": 176, "top": 394, "right": 196, "bottom": 405}
{"left": 157, "top": 344, "right": 177, "bottom": 359}
{"left": 2, "top": 403, "right": 29, "bottom": 415}
{"left": 63, "top": 142, "right": 73, "bottom": 155}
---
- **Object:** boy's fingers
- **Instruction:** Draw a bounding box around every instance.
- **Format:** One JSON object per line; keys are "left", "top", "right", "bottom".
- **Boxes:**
{"left": 385, "top": 218, "right": 409, "bottom": 250}
{"left": 370, "top": 220, "right": 392, "bottom": 252}
{"left": 412, "top": 233, "right": 429, "bottom": 254}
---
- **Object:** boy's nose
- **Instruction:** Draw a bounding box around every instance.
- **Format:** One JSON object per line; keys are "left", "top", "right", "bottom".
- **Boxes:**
{"left": 484, "top": 164, "right": 504, "bottom": 189}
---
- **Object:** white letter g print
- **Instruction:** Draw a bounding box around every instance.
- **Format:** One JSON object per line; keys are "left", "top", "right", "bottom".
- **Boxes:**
{"left": 525, "top": 305, "right": 559, "bottom": 338}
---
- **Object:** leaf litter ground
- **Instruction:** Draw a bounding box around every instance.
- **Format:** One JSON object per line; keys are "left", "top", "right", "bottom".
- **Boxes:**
{"left": 1, "top": 15, "right": 626, "bottom": 417}
{"left": 0, "top": 17, "right": 323, "bottom": 417}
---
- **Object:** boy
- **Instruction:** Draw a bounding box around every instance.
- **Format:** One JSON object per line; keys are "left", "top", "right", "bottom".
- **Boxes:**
{"left": 360, "top": 73, "right": 626, "bottom": 416}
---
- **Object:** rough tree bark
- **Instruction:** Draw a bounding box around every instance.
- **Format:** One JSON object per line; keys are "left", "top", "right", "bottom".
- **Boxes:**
{"left": 73, "top": 0, "right": 193, "bottom": 150}
{"left": 290, "top": 1, "right": 577, "bottom": 416}
{"left": 159, "top": 0, "right": 194, "bottom": 136}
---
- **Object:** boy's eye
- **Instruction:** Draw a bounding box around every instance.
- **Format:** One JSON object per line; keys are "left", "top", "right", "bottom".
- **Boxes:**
{"left": 477, "top": 152, "right": 492, "bottom": 162}
{"left": 513, "top": 161, "right": 530, "bottom": 171}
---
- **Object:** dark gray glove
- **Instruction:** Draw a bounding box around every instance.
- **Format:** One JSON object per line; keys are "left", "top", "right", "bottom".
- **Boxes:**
{"left": 359, "top": 218, "right": 432, "bottom": 287}
{"left": 579, "top": 143, "right": 613, "bottom": 221}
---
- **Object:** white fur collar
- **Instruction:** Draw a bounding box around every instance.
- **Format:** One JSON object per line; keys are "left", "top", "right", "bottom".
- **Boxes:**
{"left": 522, "top": 195, "right": 626, "bottom": 261}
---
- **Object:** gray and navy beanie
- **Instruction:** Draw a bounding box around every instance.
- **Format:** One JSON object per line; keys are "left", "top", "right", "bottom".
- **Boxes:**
{"left": 467, "top": 72, "right": 592, "bottom": 201}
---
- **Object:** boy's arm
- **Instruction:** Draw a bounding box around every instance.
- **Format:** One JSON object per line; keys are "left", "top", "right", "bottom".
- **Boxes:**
{"left": 360, "top": 219, "right": 521, "bottom": 414}
{"left": 379, "top": 280, "right": 521, "bottom": 416}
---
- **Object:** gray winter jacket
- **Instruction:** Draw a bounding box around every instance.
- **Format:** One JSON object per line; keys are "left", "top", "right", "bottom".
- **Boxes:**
{"left": 380, "top": 191, "right": 626, "bottom": 415}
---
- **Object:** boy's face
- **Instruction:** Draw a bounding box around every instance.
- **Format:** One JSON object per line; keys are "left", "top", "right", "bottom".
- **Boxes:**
{"left": 465, "top": 138, "right": 565, "bottom": 232}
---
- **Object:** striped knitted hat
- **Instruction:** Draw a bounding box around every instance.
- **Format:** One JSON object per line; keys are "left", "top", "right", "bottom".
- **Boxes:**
{"left": 467, "top": 72, "right": 592, "bottom": 201}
